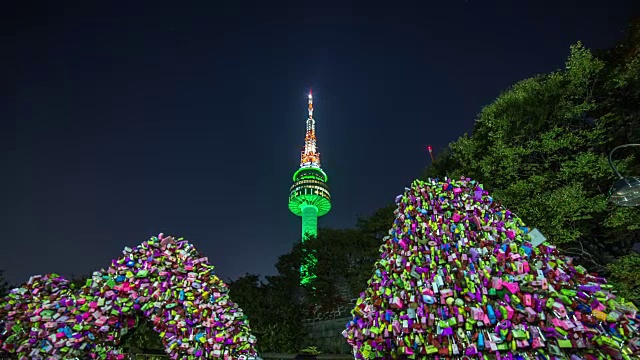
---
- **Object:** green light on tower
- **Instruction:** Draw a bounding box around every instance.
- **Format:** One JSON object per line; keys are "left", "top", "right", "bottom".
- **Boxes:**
{"left": 288, "top": 89, "right": 331, "bottom": 286}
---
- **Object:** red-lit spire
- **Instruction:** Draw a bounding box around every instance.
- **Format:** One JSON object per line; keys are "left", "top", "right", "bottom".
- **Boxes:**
{"left": 301, "top": 88, "right": 321, "bottom": 167}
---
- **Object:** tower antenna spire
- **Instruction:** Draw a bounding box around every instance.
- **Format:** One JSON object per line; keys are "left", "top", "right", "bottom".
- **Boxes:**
{"left": 301, "top": 88, "right": 319, "bottom": 167}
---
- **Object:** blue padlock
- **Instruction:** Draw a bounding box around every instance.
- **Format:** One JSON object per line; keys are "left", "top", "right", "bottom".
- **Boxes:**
{"left": 487, "top": 304, "right": 497, "bottom": 325}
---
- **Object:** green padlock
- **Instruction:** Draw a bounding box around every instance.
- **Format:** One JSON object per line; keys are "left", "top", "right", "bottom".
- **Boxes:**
{"left": 557, "top": 294, "right": 572, "bottom": 305}
{"left": 557, "top": 339, "right": 572, "bottom": 348}
{"left": 512, "top": 329, "right": 527, "bottom": 339}
{"left": 425, "top": 345, "right": 438, "bottom": 354}
{"left": 555, "top": 327, "right": 568, "bottom": 337}
{"left": 465, "top": 318, "right": 476, "bottom": 331}
{"left": 447, "top": 317, "right": 457, "bottom": 327}
{"left": 498, "top": 306, "right": 508, "bottom": 319}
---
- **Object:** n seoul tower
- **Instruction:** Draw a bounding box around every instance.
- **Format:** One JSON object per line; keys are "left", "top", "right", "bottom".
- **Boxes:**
{"left": 288, "top": 89, "right": 332, "bottom": 286}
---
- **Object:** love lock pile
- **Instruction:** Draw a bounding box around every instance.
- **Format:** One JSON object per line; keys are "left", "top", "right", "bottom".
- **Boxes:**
{"left": 0, "top": 233, "right": 257, "bottom": 359}
{"left": 344, "top": 177, "right": 640, "bottom": 360}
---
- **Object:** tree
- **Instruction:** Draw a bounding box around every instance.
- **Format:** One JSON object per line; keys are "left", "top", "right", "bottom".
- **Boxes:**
{"left": 593, "top": 18, "right": 640, "bottom": 146}
{"left": 0, "top": 270, "right": 10, "bottom": 297}
{"left": 352, "top": 207, "right": 397, "bottom": 293}
{"left": 302, "top": 228, "right": 368, "bottom": 309}
{"left": 421, "top": 145, "right": 461, "bottom": 180}
{"left": 355, "top": 205, "right": 396, "bottom": 243}
{"left": 228, "top": 223, "right": 393, "bottom": 353}
{"left": 228, "top": 257, "right": 308, "bottom": 353}
{"left": 423, "top": 38, "right": 640, "bottom": 274}
{"left": 607, "top": 253, "right": 640, "bottom": 304}
{"left": 119, "top": 318, "right": 164, "bottom": 353}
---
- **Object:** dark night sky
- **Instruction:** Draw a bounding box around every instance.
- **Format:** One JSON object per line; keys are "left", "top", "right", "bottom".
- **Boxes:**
{"left": 3, "top": 1, "right": 639, "bottom": 285}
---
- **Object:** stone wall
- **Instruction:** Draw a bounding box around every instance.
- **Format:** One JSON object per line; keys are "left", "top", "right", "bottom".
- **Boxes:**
{"left": 303, "top": 317, "right": 353, "bottom": 355}
{"left": 304, "top": 298, "right": 356, "bottom": 323}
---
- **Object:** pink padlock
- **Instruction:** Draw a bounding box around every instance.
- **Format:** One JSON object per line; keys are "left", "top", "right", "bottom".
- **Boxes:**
{"left": 552, "top": 302, "right": 568, "bottom": 318}
{"left": 502, "top": 281, "right": 519, "bottom": 294}
{"left": 505, "top": 305, "right": 514, "bottom": 320}
{"left": 525, "top": 307, "right": 536, "bottom": 322}
{"left": 441, "top": 289, "right": 453, "bottom": 298}
{"left": 482, "top": 313, "right": 491, "bottom": 326}
{"left": 552, "top": 317, "right": 567, "bottom": 329}
{"left": 563, "top": 319, "right": 575, "bottom": 330}
{"left": 492, "top": 277, "right": 503, "bottom": 290}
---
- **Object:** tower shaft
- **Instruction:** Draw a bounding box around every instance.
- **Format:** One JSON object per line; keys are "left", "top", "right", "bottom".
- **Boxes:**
{"left": 300, "top": 205, "right": 319, "bottom": 286}
{"left": 301, "top": 205, "right": 319, "bottom": 241}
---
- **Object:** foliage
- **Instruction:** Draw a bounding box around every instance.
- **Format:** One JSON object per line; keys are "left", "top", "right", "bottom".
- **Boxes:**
{"left": 228, "top": 215, "right": 394, "bottom": 353}
{"left": 299, "top": 346, "right": 321, "bottom": 355}
{"left": 352, "top": 205, "right": 396, "bottom": 291}
{"left": 119, "top": 318, "right": 164, "bottom": 352}
{"left": 355, "top": 204, "right": 396, "bottom": 243}
{"left": 422, "top": 31, "right": 640, "bottom": 275}
{"left": 0, "top": 270, "right": 10, "bottom": 298}
{"left": 607, "top": 254, "right": 640, "bottom": 304}
{"left": 594, "top": 18, "right": 640, "bottom": 145}
{"left": 69, "top": 274, "right": 90, "bottom": 289}
{"left": 228, "top": 270, "right": 307, "bottom": 353}
{"left": 303, "top": 228, "right": 379, "bottom": 308}
{"left": 422, "top": 146, "right": 461, "bottom": 180}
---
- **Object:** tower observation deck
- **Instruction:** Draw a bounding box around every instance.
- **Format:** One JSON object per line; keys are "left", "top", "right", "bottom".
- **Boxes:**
{"left": 288, "top": 89, "right": 331, "bottom": 286}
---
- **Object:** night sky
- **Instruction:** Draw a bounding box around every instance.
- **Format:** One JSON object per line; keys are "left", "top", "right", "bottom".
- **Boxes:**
{"left": 4, "top": 1, "right": 639, "bottom": 285}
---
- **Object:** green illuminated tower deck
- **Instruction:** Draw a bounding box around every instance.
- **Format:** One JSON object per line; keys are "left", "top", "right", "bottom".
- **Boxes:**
{"left": 288, "top": 89, "right": 331, "bottom": 286}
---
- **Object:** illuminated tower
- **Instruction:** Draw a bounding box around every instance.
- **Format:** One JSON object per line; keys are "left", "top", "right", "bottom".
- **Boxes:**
{"left": 288, "top": 89, "right": 332, "bottom": 286}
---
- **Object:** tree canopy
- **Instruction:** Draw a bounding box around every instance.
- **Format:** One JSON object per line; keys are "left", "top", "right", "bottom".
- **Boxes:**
{"left": 424, "top": 20, "right": 640, "bottom": 301}
{"left": 0, "top": 270, "right": 10, "bottom": 298}
{"left": 228, "top": 222, "right": 389, "bottom": 353}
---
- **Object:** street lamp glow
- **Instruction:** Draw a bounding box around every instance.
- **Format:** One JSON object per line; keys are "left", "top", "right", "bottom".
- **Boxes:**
{"left": 608, "top": 144, "right": 640, "bottom": 207}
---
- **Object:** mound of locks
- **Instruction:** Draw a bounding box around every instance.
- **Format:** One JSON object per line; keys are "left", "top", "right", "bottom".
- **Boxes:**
{"left": 344, "top": 177, "right": 640, "bottom": 359}
{"left": 0, "top": 234, "right": 257, "bottom": 359}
